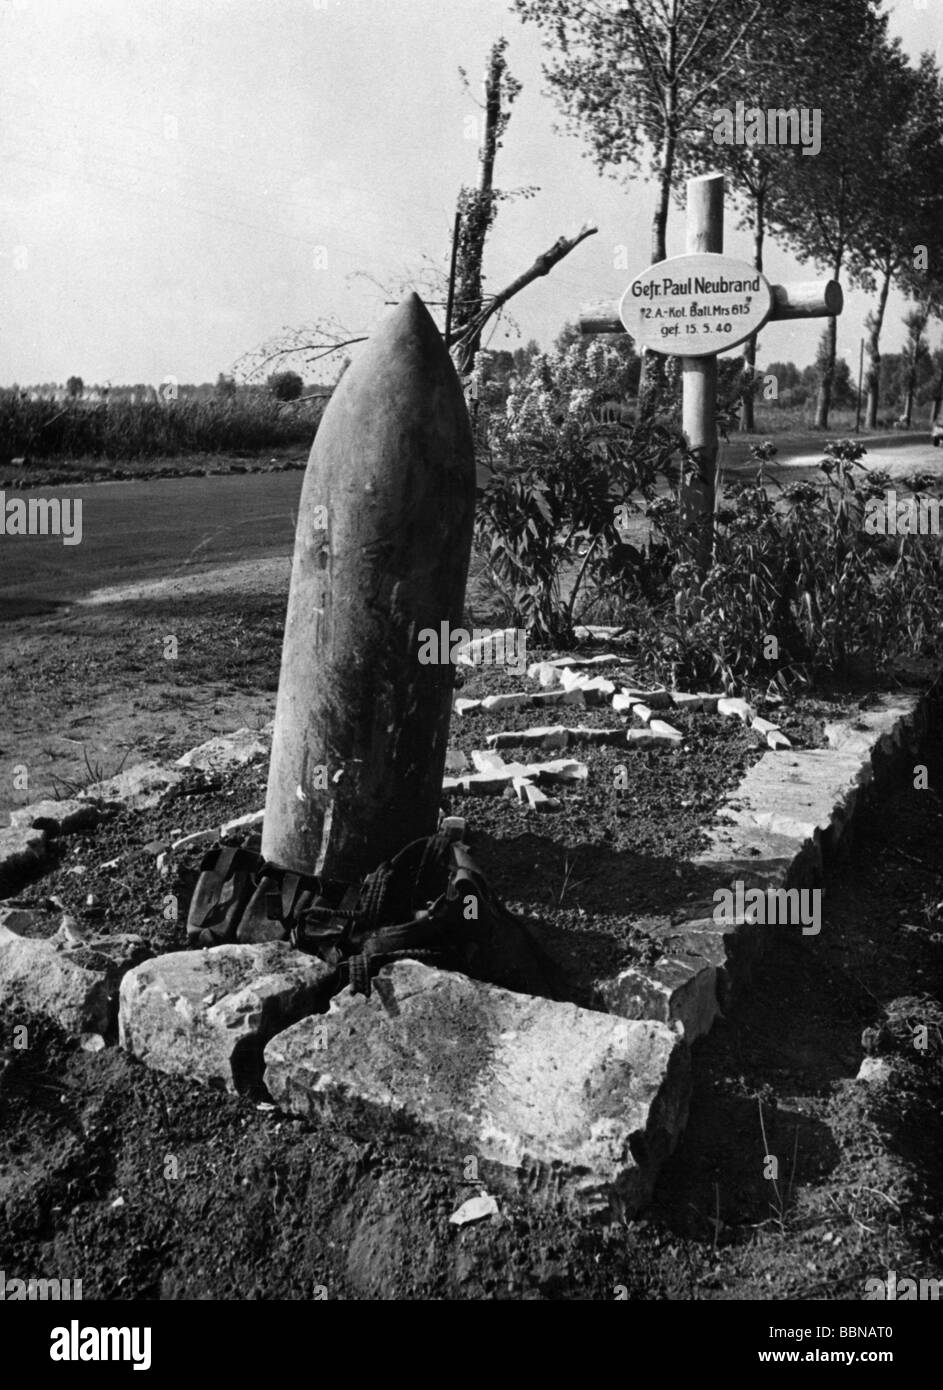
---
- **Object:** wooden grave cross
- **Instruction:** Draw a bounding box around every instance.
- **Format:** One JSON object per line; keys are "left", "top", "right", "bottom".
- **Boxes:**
{"left": 579, "top": 171, "right": 844, "bottom": 565}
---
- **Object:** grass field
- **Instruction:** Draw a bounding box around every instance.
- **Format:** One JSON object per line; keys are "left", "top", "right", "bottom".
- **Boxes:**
{"left": 0, "top": 392, "right": 323, "bottom": 463}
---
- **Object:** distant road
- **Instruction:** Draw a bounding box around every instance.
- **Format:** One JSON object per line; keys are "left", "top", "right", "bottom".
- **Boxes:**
{"left": 1, "top": 433, "right": 939, "bottom": 620}
{"left": 0, "top": 472, "right": 302, "bottom": 618}
{"left": 719, "top": 429, "right": 941, "bottom": 478}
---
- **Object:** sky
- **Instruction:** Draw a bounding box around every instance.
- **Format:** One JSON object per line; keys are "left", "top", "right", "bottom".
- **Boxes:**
{"left": 0, "top": 0, "right": 940, "bottom": 387}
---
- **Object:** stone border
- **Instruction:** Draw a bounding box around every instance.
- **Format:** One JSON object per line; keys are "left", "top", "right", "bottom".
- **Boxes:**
{"left": 2, "top": 681, "right": 939, "bottom": 1212}
{"left": 597, "top": 684, "right": 941, "bottom": 1044}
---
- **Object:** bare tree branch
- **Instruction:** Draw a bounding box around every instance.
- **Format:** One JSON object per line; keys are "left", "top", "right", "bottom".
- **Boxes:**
{"left": 450, "top": 223, "right": 598, "bottom": 372}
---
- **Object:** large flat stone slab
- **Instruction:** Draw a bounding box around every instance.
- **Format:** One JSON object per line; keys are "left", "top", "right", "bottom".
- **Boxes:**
{"left": 598, "top": 953, "right": 720, "bottom": 1043}
{"left": 120, "top": 943, "right": 335, "bottom": 1094}
{"left": 9, "top": 799, "right": 103, "bottom": 837}
{"left": 80, "top": 761, "right": 183, "bottom": 811}
{"left": 823, "top": 694, "right": 916, "bottom": 753}
{"left": 714, "top": 750, "right": 870, "bottom": 847}
{"left": 175, "top": 728, "right": 269, "bottom": 772}
{"left": 598, "top": 693, "right": 931, "bottom": 1067}
{"left": 263, "top": 960, "right": 690, "bottom": 1214}
{"left": 693, "top": 826, "right": 818, "bottom": 889}
{"left": 0, "top": 923, "right": 114, "bottom": 1035}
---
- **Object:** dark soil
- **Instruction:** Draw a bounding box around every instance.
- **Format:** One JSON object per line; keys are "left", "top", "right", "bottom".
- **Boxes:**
{"left": 8, "top": 652, "right": 845, "bottom": 997}
{"left": 447, "top": 656, "right": 836, "bottom": 998}
{"left": 1, "top": 729, "right": 941, "bottom": 1300}
{"left": 3, "top": 558, "right": 939, "bottom": 1300}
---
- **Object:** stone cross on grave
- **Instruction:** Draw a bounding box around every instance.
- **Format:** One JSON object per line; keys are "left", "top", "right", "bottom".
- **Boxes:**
{"left": 579, "top": 172, "right": 844, "bottom": 566}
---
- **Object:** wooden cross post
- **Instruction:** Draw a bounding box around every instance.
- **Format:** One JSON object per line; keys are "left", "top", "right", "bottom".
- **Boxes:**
{"left": 579, "top": 171, "right": 844, "bottom": 571}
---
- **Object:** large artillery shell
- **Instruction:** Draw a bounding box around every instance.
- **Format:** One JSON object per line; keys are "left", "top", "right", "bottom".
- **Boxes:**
{"left": 262, "top": 293, "right": 475, "bottom": 881}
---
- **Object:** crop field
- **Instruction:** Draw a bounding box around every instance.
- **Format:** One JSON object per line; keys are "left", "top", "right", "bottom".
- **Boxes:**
{"left": 0, "top": 392, "right": 323, "bottom": 462}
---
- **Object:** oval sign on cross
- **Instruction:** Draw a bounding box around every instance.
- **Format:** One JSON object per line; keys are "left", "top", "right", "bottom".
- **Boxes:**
{"left": 619, "top": 253, "right": 774, "bottom": 357}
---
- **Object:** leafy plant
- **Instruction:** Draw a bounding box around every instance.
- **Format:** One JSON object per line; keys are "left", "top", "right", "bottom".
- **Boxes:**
{"left": 474, "top": 339, "right": 682, "bottom": 643}
{"left": 635, "top": 438, "right": 943, "bottom": 691}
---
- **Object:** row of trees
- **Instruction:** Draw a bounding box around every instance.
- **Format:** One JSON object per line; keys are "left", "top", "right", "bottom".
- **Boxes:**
{"left": 244, "top": 4, "right": 943, "bottom": 447}
{"left": 513, "top": 0, "right": 943, "bottom": 430}
{"left": 476, "top": 325, "right": 943, "bottom": 423}
{"left": 13, "top": 373, "right": 320, "bottom": 404}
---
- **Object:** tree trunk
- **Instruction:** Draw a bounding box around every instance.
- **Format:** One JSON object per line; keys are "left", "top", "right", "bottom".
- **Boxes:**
{"left": 902, "top": 303, "right": 930, "bottom": 428}
{"left": 932, "top": 361, "right": 943, "bottom": 425}
{"left": 640, "top": 11, "right": 678, "bottom": 414}
{"left": 814, "top": 316, "right": 836, "bottom": 430}
{"left": 903, "top": 348, "right": 920, "bottom": 427}
{"left": 739, "top": 190, "right": 765, "bottom": 433}
{"left": 865, "top": 267, "right": 891, "bottom": 430}
{"left": 650, "top": 130, "right": 675, "bottom": 264}
{"left": 452, "top": 44, "right": 505, "bottom": 373}
{"left": 639, "top": 123, "right": 676, "bottom": 414}
{"left": 814, "top": 255, "right": 843, "bottom": 430}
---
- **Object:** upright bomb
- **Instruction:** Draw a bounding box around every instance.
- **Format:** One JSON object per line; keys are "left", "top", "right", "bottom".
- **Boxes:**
{"left": 262, "top": 293, "right": 476, "bottom": 882}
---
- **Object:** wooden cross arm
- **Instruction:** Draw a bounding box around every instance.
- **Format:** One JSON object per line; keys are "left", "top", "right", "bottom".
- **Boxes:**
{"left": 579, "top": 279, "right": 843, "bottom": 335}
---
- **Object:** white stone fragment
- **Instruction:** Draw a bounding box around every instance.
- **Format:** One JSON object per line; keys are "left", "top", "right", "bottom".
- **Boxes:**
{"left": 471, "top": 750, "right": 512, "bottom": 774}
{"left": 9, "top": 799, "right": 102, "bottom": 836}
{"left": 510, "top": 776, "right": 531, "bottom": 804}
{"left": 613, "top": 690, "right": 639, "bottom": 714}
{"left": 220, "top": 809, "right": 264, "bottom": 838}
{"left": 454, "top": 629, "right": 521, "bottom": 667}
{"left": 170, "top": 829, "right": 219, "bottom": 853}
{"left": 486, "top": 727, "right": 569, "bottom": 752}
{"left": 119, "top": 943, "right": 334, "bottom": 1094}
{"left": 649, "top": 719, "right": 683, "bottom": 741}
{"left": 625, "top": 729, "right": 680, "bottom": 748}
{"left": 579, "top": 676, "right": 616, "bottom": 706}
{"left": 449, "top": 1194, "right": 499, "bottom": 1226}
{"left": 522, "top": 782, "right": 560, "bottom": 813}
{"left": 717, "top": 697, "right": 755, "bottom": 723}
{"left": 527, "top": 662, "right": 561, "bottom": 688}
{"left": 79, "top": 761, "right": 183, "bottom": 811}
{"left": 444, "top": 754, "right": 587, "bottom": 795}
{"left": 175, "top": 728, "right": 268, "bottom": 771}
{"left": 548, "top": 654, "right": 633, "bottom": 669}
{"left": 622, "top": 689, "right": 672, "bottom": 709}
{"left": 481, "top": 693, "right": 524, "bottom": 712}
{"left": 669, "top": 692, "right": 705, "bottom": 711}
{"left": 751, "top": 716, "right": 791, "bottom": 751}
